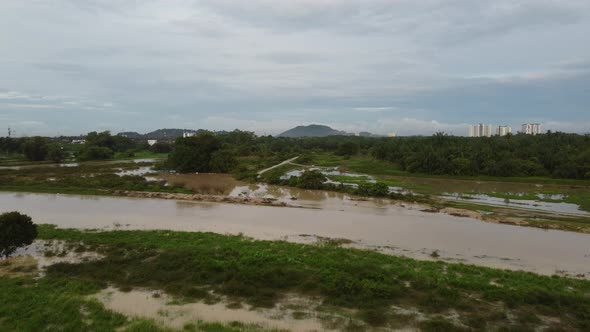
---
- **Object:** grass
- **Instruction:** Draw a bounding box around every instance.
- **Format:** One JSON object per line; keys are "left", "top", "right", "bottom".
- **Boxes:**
{"left": 0, "top": 161, "right": 193, "bottom": 197}
{"left": 0, "top": 268, "right": 281, "bottom": 331}
{"left": 35, "top": 225, "right": 590, "bottom": 330}
{"left": 442, "top": 200, "right": 590, "bottom": 233}
{"left": 113, "top": 151, "right": 168, "bottom": 160}
{"left": 306, "top": 152, "right": 590, "bottom": 187}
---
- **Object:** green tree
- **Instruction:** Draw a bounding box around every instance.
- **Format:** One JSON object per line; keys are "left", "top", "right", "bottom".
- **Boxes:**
{"left": 78, "top": 146, "right": 114, "bottom": 161}
{"left": 372, "top": 182, "right": 390, "bottom": 197}
{"left": 22, "top": 137, "right": 49, "bottom": 161}
{"left": 46, "top": 144, "right": 67, "bottom": 163}
{"left": 150, "top": 142, "right": 172, "bottom": 154}
{"left": 210, "top": 149, "right": 238, "bottom": 173}
{"left": 0, "top": 212, "right": 37, "bottom": 258}
{"left": 167, "top": 133, "right": 222, "bottom": 173}
{"left": 297, "top": 170, "right": 326, "bottom": 189}
{"left": 336, "top": 141, "right": 360, "bottom": 157}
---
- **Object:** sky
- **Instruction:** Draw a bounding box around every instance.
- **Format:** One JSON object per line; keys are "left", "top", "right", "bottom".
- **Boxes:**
{"left": 1, "top": 0, "right": 589, "bottom": 137}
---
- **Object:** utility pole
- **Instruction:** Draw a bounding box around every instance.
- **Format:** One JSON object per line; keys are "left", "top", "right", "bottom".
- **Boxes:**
{"left": 7, "top": 127, "right": 11, "bottom": 138}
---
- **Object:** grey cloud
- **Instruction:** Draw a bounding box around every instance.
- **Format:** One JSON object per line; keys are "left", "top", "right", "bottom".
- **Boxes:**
{"left": 0, "top": 0, "right": 589, "bottom": 136}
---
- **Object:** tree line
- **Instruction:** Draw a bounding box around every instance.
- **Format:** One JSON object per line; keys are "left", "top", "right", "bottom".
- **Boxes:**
{"left": 3, "top": 130, "right": 589, "bottom": 179}
{"left": 166, "top": 130, "right": 589, "bottom": 180}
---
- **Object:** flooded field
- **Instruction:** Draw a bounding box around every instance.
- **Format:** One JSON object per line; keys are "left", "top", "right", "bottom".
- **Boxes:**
{"left": 2, "top": 192, "right": 590, "bottom": 277}
{"left": 442, "top": 192, "right": 590, "bottom": 216}
{"left": 264, "top": 162, "right": 590, "bottom": 215}
{"left": 96, "top": 288, "right": 336, "bottom": 331}
{"left": 0, "top": 158, "right": 159, "bottom": 171}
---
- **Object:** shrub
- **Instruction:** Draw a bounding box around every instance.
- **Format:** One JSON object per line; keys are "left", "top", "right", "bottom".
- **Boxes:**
{"left": 22, "top": 137, "right": 49, "bottom": 161}
{"left": 0, "top": 212, "right": 37, "bottom": 258}
{"left": 297, "top": 170, "right": 326, "bottom": 189}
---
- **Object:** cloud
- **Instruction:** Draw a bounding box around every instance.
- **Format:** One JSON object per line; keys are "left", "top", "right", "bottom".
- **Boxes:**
{"left": 352, "top": 107, "right": 395, "bottom": 113}
{"left": 0, "top": 1, "right": 589, "bottom": 136}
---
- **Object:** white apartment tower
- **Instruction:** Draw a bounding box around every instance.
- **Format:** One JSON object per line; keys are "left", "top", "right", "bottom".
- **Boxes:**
{"left": 521, "top": 123, "right": 542, "bottom": 135}
{"left": 469, "top": 124, "right": 493, "bottom": 137}
{"left": 497, "top": 126, "right": 512, "bottom": 136}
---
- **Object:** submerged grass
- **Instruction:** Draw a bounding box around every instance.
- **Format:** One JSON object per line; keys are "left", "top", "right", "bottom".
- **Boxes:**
{"left": 0, "top": 161, "right": 193, "bottom": 196}
{"left": 0, "top": 272, "right": 281, "bottom": 332}
{"left": 37, "top": 225, "right": 590, "bottom": 330}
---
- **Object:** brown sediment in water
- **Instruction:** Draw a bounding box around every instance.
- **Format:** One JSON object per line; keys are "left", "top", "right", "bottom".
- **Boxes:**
{"left": 2, "top": 192, "right": 590, "bottom": 277}
{"left": 158, "top": 173, "right": 241, "bottom": 195}
{"left": 112, "top": 190, "right": 291, "bottom": 208}
{"left": 439, "top": 206, "right": 590, "bottom": 234}
{"left": 94, "top": 287, "right": 345, "bottom": 331}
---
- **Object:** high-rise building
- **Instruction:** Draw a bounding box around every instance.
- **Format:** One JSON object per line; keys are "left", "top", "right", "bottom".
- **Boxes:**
{"left": 468, "top": 124, "right": 493, "bottom": 137}
{"left": 497, "top": 125, "right": 512, "bottom": 136}
{"left": 521, "top": 123, "right": 542, "bottom": 135}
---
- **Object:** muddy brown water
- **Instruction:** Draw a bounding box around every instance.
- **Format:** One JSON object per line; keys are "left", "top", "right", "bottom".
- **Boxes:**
{"left": 96, "top": 287, "right": 334, "bottom": 332}
{"left": 1, "top": 192, "right": 589, "bottom": 277}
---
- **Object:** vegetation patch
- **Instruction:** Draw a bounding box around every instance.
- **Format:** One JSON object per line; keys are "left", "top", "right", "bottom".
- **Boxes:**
{"left": 36, "top": 225, "right": 590, "bottom": 330}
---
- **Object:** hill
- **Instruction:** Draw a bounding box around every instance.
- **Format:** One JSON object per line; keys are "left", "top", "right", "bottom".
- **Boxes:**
{"left": 278, "top": 125, "right": 349, "bottom": 138}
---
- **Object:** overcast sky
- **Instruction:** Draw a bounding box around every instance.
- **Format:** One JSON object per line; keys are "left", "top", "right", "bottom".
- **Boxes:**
{"left": 1, "top": 0, "right": 589, "bottom": 136}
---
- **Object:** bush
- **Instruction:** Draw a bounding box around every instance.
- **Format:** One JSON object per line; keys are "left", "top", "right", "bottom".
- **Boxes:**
{"left": 78, "top": 146, "right": 114, "bottom": 161}
{"left": 0, "top": 212, "right": 37, "bottom": 258}
{"left": 149, "top": 142, "right": 172, "bottom": 154}
{"left": 22, "top": 137, "right": 48, "bottom": 161}
{"left": 167, "top": 133, "right": 222, "bottom": 173}
{"left": 47, "top": 144, "right": 67, "bottom": 163}
{"left": 297, "top": 170, "right": 326, "bottom": 189}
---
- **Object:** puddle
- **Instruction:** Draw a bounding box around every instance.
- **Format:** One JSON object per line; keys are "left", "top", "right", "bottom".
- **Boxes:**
{"left": 115, "top": 166, "right": 155, "bottom": 177}
{"left": 0, "top": 158, "right": 159, "bottom": 171}
{"left": 442, "top": 193, "right": 589, "bottom": 216}
{"left": 1, "top": 192, "right": 590, "bottom": 277}
{"left": 6, "top": 240, "right": 103, "bottom": 277}
{"left": 96, "top": 287, "right": 335, "bottom": 331}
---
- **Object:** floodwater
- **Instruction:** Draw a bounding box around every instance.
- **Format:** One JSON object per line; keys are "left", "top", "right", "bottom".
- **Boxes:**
{"left": 276, "top": 166, "right": 588, "bottom": 213}
{"left": 442, "top": 193, "right": 590, "bottom": 216}
{"left": 0, "top": 158, "right": 159, "bottom": 170}
{"left": 2, "top": 192, "right": 590, "bottom": 277}
{"left": 96, "top": 288, "right": 335, "bottom": 331}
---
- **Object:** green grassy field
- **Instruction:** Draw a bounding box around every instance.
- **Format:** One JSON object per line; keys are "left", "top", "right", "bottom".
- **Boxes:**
{"left": 305, "top": 152, "right": 590, "bottom": 187}
{"left": 0, "top": 277, "right": 275, "bottom": 332}
{"left": 113, "top": 151, "right": 168, "bottom": 160}
{"left": 4, "top": 225, "right": 582, "bottom": 331}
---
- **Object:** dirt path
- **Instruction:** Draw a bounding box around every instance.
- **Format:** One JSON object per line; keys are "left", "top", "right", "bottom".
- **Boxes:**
{"left": 257, "top": 156, "right": 299, "bottom": 175}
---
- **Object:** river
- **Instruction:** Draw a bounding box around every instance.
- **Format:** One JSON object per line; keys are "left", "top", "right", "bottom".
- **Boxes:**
{"left": 1, "top": 192, "right": 589, "bottom": 278}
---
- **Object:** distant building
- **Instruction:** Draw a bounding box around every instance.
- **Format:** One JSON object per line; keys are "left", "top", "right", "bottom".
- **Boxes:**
{"left": 147, "top": 140, "right": 158, "bottom": 146}
{"left": 183, "top": 132, "right": 196, "bottom": 138}
{"left": 521, "top": 123, "right": 542, "bottom": 135}
{"left": 71, "top": 139, "right": 86, "bottom": 144}
{"left": 497, "top": 126, "right": 512, "bottom": 136}
{"left": 468, "top": 124, "right": 492, "bottom": 137}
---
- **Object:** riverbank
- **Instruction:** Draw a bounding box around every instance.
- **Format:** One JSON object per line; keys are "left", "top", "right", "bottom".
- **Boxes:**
{"left": 112, "top": 190, "right": 290, "bottom": 207}
{"left": 3, "top": 156, "right": 590, "bottom": 234}
{"left": 1, "top": 225, "right": 589, "bottom": 331}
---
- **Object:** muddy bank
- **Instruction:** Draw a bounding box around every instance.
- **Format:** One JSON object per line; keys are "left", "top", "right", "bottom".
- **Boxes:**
{"left": 436, "top": 206, "right": 590, "bottom": 234}
{"left": 112, "top": 190, "right": 290, "bottom": 207}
